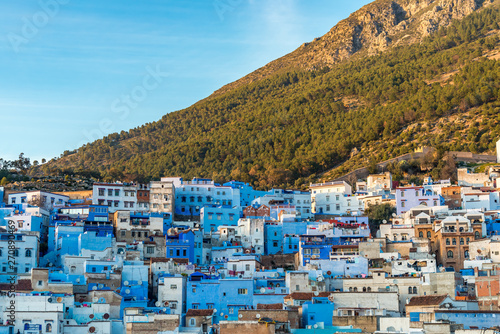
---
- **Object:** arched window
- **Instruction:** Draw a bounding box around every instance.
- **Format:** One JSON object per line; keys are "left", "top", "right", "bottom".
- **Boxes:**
{"left": 413, "top": 287, "right": 417, "bottom": 294}
{"left": 46, "top": 323, "right": 52, "bottom": 333}
{"left": 189, "top": 318, "right": 196, "bottom": 326}
{"left": 474, "top": 231, "right": 480, "bottom": 239}
{"left": 353, "top": 287, "right": 358, "bottom": 292}
{"left": 464, "top": 250, "right": 469, "bottom": 259}
{"left": 452, "top": 238, "right": 456, "bottom": 245}
{"left": 446, "top": 238, "right": 450, "bottom": 245}
{"left": 419, "top": 231, "right": 423, "bottom": 238}
{"left": 367, "top": 287, "right": 371, "bottom": 292}
{"left": 13, "top": 249, "right": 19, "bottom": 257}
{"left": 349, "top": 287, "right": 353, "bottom": 292}
{"left": 393, "top": 234, "right": 398, "bottom": 241}
{"left": 459, "top": 227, "right": 464, "bottom": 232}
{"left": 460, "top": 238, "right": 464, "bottom": 245}
{"left": 427, "top": 231, "right": 431, "bottom": 239}
{"left": 362, "top": 287, "right": 367, "bottom": 292}
{"left": 408, "top": 286, "right": 412, "bottom": 294}
{"left": 447, "top": 251, "right": 454, "bottom": 259}
{"left": 25, "top": 249, "right": 32, "bottom": 257}
{"left": 466, "top": 237, "right": 470, "bottom": 244}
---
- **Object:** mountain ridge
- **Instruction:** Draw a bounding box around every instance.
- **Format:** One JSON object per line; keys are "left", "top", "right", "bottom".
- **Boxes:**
{"left": 211, "top": 0, "right": 494, "bottom": 96}
{"left": 38, "top": 0, "right": 500, "bottom": 189}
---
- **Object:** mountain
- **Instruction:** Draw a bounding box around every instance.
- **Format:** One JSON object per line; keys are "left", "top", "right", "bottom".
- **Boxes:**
{"left": 38, "top": 0, "right": 500, "bottom": 189}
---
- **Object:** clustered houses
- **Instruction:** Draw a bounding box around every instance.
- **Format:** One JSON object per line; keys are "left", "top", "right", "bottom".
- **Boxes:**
{"left": 1, "top": 168, "right": 500, "bottom": 334}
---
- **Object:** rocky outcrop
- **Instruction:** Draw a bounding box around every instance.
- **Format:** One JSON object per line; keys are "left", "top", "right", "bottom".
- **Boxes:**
{"left": 212, "top": 0, "right": 495, "bottom": 96}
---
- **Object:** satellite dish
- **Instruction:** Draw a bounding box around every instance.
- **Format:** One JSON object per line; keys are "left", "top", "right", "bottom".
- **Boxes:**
{"left": 382, "top": 220, "right": 387, "bottom": 224}
{"left": 256, "top": 314, "right": 261, "bottom": 319}
{"left": 314, "top": 291, "right": 319, "bottom": 296}
{"left": 318, "top": 276, "right": 324, "bottom": 282}
{"left": 314, "top": 324, "right": 318, "bottom": 329}
{"left": 393, "top": 279, "right": 398, "bottom": 284}
{"left": 76, "top": 278, "right": 81, "bottom": 283}
{"left": 213, "top": 309, "right": 217, "bottom": 313}
{"left": 93, "top": 297, "right": 98, "bottom": 302}
{"left": 124, "top": 281, "right": 129, "bottom": 286}
{"left": 125, "top": 289, "right": 131, "bottom": 294}
{"left": 162, "top": 308, "right": 167, "bottom": 312}
{"left": 239, "top": 314, "right": 243, "bottom": 318}
{"left": 98, "top": 284, "right": 104, "bottom": 289}
{"left": 137, "top": 280, "right": 142, "bottom": 285}
{"left": 220, "top": 312, "right": 224, "bottom": 317}
{"left": 155, "top": 301, "right": 161, "bottom": 307}
{"left": 328, "top": 294, "right": 335, "bottom": 302}
{"left": 92, "top": 286, "right": 97, "bottom": 291}
{"left": 260, "top": 288, "right": 266, "bottom": 293}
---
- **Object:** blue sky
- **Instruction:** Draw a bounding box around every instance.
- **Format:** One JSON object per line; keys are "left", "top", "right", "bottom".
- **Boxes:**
{"left": 0, "top": 0, "right": 372, "bottom": 162}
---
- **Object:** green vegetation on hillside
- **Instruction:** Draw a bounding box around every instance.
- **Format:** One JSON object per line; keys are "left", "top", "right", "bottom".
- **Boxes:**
{"left": 40, "top": 6, "right": 500, "bottom": 189}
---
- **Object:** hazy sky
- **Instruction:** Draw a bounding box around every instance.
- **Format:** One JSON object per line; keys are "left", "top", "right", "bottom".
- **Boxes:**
{"left": 0, "top": 0, "right": 372, "bottom": 162}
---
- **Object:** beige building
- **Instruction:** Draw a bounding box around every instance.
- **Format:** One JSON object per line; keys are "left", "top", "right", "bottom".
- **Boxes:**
{"left": 367, "top": 172, "right": 392, "bottom": 191}
{"left": 149, "top": 178, "right": 175, "bottom": 215}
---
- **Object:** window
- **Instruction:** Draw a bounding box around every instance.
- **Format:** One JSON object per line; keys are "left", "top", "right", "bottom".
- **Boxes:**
{"left": 183, "top": 249, "right": 187, "bottom": 256}
{"left": 189, "top": 318, "right": 196, "bottom": 326}
{"left": 238, "top": 288, "right": 248, "bottom": 295}
{"left": 427, "top": 231, "right": 431, "bottom": 239}
{"left": 46, "top": 323, "right": 52, "bottom": 333}
{"left": 336, "top": 204, "right": 340, "bottom": 211}
{"left": 108, "top": 189, "right": 113, "bottom": 196}
{"left": 228, "top": 307, "right": 234, "bottom": 314}
{"left": 13, "top": 249, "right": 19, "bottom": 257}
{"left": 147, "top": 247, "right": 154, "bottom": 254}
{"left": 460, "top": 238, "right": 464, "bottom": 245}
{"left": 447, "top": 250, "right": 454, "bottom": 259}
{"left": 245, "top": 264, "right": 250, "bottom": 271}
{"left": 121, "top": 230, "right": 126, "bottom": 237}
{"left": 466, "top": 237, "right": 470, "bottom": 244}
{"left": 170, "top": 284, "right": 177, "bottom": 289}
{"left": 401, "top": 202, "right": 405, "bottom": 208}
{"left": 326, "top": 205, "right": 330, "bottom": 211}
{"left": 474, "top": 231, "right": 480, "bottom": 239}
{"left": 464, "top": 250, "right": 469, "bottom": 259}
{"left": 419, "top": 231, "right": 423, "bottom": 238}
{"left": 408, "top": 286, "right": 413, "bottom": 294}
{"left": 452, "top": 238, "right": 457, "bottom": 245}
{"left": 115, "top": 189, "right": 120, "bottom": 196}
{"left": 446, "top": 238, "right": 450, "bottom": 245}
{"left": 25, "top": 249, "right": 32, "bottom": 257}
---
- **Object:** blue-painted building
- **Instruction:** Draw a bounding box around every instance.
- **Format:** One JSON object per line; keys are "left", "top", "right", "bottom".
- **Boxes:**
{"left": 166, "top": 229, "right": 202, "bottom": 264}
{"left": 223, "top": 181, "right": 270, "bottom": 208}
{"left": 485, "top": 217, "right": 500, "bottom": 236}
{"left": 187, "top": 273, "right": 220, "bottom": 312}
{"left": 302, "top": 297, "right": 335, "bottom": 327}
{"left": 265, "top": 223, "right": 283, "bottom": 255}
{"left": 200, "top": 206, "right": 241, "bottom": 234}
{"left": 0, "top": 186, "right": 4, "bottom": 206}
{"left": 167, "top": 177, "right": 241, "bottom": 217}
{"left": 54, "top": 223, "right": 85, "bottom": 266}
{"left": 79, "top": 231, "right": 114, "bottom": 254}
{"left": 434, "top": 310, "right": 500, "bottom": 329}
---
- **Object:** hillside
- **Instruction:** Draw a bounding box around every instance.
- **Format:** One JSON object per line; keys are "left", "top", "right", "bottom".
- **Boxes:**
{"left": 38, "top": 0, "right": 500, "bottom": 189}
